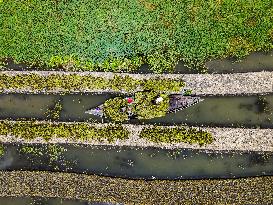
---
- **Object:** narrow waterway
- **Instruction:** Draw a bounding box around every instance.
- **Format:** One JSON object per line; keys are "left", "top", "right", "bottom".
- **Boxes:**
{"left": 0, "top": 93, "right": 272, "bottom": 128}
{"left": 0, "top": 143, "right": 272, "bottom": 180}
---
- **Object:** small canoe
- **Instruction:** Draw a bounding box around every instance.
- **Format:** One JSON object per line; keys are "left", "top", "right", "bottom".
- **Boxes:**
{"left": 85, "top": 94, "right": 203, "bottom": 119}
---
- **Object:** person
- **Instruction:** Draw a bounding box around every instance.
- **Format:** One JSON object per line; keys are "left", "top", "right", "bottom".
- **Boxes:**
{"left": 127, "top": 97, "right": 133, "bottom": 103}
{"left": 155, "top": 96, "right": 164, "bottom": 104}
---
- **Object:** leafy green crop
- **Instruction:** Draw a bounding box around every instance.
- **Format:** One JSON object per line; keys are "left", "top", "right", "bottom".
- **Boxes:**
{"left": 1, "top": 0, "right": 272, "bottom": 72}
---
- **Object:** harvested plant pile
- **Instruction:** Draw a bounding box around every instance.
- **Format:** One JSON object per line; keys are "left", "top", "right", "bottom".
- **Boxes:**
{"left": 104, "top": 97, "right": 130, "bottom": 122}
{"left": 103, "top": 91, "right": 170, "bottom": 121}
{"left": 133, "top": 91, "right": 169, "bottom": 119}
{"left": 1, "top": 0, "right": 272, "bottom": 72}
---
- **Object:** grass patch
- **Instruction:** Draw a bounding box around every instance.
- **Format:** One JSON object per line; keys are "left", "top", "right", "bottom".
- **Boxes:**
{"left": 140, "top": 126, "right": 214, "bottom": 146}
{"left": 0, "top": 73, "right": 185, "bottom": 93}
{"left": 1, "top": 0, "right": 272, "bottom": 72}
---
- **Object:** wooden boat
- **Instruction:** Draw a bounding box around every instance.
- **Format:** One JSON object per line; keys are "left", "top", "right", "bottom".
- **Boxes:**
{"left": 85, "top": 93, "right": 203, "bottom": 119}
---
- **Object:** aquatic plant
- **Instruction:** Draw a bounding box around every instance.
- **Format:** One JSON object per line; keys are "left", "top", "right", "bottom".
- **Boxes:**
{"left": 0, "top": 144, "right": 4, "bottom": 157}
{"left": 1, "top": 0, "right": 272, "bottom": 72}
{"left": 45, "top": 100, "right": 63, "bottom": 120}
{"left": 0, "top": 73, "right": 185, "bottom": 93}
{"left": 140, "top": 126, "right": 214, "bottom": 146}
{"left": 256, "top": 96, "right": 271, "bottom": 113}
{"left": 20, "top": 144, "right": 68, "bottom": 170}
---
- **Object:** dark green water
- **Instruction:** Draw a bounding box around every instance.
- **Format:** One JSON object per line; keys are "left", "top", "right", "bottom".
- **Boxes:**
{"left": 0, "top": 143, "right": 272, "bottom": 180}
{"left": 0, "top": 93, "right": 272, "bottom": 128}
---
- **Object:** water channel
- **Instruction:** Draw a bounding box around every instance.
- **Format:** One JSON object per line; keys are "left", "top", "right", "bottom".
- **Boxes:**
{"left": 0, "top": 93, "right": 272, "bottom": 128}
{"left": 0, "top": 143, "right": 273, "bottom": 180}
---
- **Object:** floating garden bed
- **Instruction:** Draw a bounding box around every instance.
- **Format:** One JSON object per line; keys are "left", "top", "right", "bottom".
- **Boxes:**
{"left": 1, "top": 0, "right": 272, "bottom": 72}
{"left": 0, "top": 120, "right": 213, "bottom": 146}
{"left": 0, "top": 73, "right": 185, "bottom": 93}
{"left": 0, "top": 120, "right": 129, "bottom": 142}
{"left": 140, "top": 126, "right": 213, "bottom": 146}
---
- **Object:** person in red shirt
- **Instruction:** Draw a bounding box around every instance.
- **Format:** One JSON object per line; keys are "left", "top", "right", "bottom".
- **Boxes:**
{"left": 127, "top": 97, "right": 133, "bottom": 104}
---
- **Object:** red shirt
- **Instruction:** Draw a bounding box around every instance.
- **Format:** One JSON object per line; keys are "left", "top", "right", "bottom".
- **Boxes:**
{"left": 127, "top": 98, "right": 133, "bottom": 103}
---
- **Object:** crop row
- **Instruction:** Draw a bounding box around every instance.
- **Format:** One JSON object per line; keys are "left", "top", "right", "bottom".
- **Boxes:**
{"left": 0, "top": 73, "right": 185, "bottom": 93}
{"left": 1, "top": 0, "right": 272, "bottom": 72}
{"left": 0, "top": 120, "right": 213, "bottom": 146}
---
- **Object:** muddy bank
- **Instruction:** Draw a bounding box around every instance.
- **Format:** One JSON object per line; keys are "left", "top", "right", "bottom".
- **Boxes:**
{"left": 0, "top": 121, "right": 272, "bottom": 152}
{"left": 0, "top": 171, "right": 272, "bottom": 205}
{"left": 0, "top": 71, "right": 272, "bottom": 95}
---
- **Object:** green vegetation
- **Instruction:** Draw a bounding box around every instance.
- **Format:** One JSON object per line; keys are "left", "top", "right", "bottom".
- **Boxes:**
{"left": 140, "top": 126, "right": 214, "bottom": 146}
{"left": 0, "top": 144, "right": 4, "bottom": 157}
{"left": 0, "top": 120, "right": 129, "bottom": 142}
{"left": 1, "top": 0, "right": 272, "bottom": 72}
{"left": 0, "top": 73, "right": 185, "bottom": 93}
{"left": 45, "top": 100, "right": 63, "bottom": 120}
